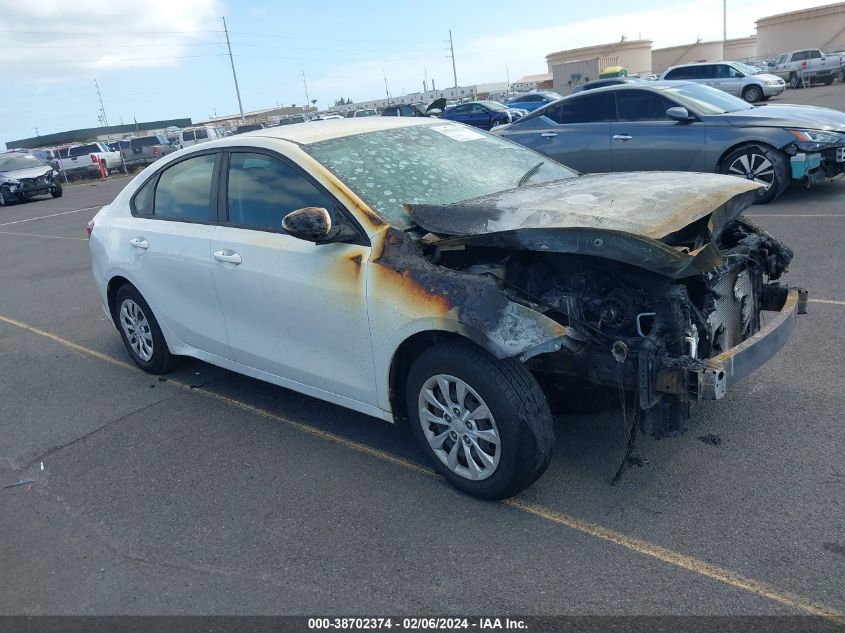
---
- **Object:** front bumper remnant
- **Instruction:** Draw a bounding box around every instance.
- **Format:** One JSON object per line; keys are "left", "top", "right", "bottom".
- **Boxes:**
{"left": 696, "top": 288, "right": 804, "bottom": 400}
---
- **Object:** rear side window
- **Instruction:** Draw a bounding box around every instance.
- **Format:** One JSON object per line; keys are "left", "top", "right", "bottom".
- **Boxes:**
{"left": 616, "top": 90, "right": 676, "bottom": 121}
{"left": 226, "top": 152, "right": 336, "bottom": 231}
{"left": 195, "top": 129, "right": 209, "bottom": 140}
{"left": 153, "top": 154, "right": 216, "bottom": 222}
{"left": 69, "top": 144, "right": 99, "bottom": 157}
{"left": 808, "top": 50, "right": 822, "bottom": 59}
{"left": 545, "top": 93, "right": 613, "bottom": 124}
{"left": 182, "top": 131, "right": 195, "bottom": 141}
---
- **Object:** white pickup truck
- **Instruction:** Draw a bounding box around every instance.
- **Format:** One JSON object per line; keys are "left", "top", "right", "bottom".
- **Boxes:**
{"left": 768, "top": 48, "right": 845, "bottom": 88}
{"left": 56, "top": 142, "right": 123, "bottom": 177}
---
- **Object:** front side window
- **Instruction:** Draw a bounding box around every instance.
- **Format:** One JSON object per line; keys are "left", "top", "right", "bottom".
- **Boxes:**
{"left": 617, "top": 90, "right": 676, "bottom": 121}
{"left": 226, "top": 152, "right": 336, "bottom": 231}
{"left": 153, "top": 153, "right": 216, "bottom": 222}
{"left": 665, "top": 67, "right": 692, "bottom": 79}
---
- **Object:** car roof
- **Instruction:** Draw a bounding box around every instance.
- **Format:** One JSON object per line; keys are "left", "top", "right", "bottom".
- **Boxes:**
{"left": 242, "top": 116, "right": 436, "bottom": 145}
{"left": 666, "top": 60, "right": 735, "bottom": 69}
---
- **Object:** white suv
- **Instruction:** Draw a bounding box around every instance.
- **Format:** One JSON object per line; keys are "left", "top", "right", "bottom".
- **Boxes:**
{"left": 661, "top": 61, "right": 785, "bottom": 102}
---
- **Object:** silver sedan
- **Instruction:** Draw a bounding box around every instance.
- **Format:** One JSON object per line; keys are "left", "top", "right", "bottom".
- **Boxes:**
{"left": 494, "top": 82, "right": 845, "bottom": 204}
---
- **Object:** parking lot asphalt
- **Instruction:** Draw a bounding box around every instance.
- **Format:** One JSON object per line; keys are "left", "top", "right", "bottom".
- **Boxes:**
{"left": 0, "top": 170, "right": 843, "bottom": 618}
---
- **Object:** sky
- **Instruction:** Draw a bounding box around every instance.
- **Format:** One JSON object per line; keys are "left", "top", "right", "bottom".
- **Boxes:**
{"left": 1, "top": 0, "right": 841, "bottom": 148}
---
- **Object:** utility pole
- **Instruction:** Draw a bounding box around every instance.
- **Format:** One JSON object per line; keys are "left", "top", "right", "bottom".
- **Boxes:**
{"left": 222, "top": 16, "right": 245, "bottom": 124}
{"left": 723, "top": 0, "right": 727, "bottom": 41}
{"left": 94, "top": 79, "right": 109, "bottom": 127}
{"left": 505, "top": 62, "right": 510, "bottom": 91}
{"left": 383, "top": 70, "right": 390, "bottom": 103}
{"left": 302, "top": 71, "right": 311, "bottom": 112}
{"left": 448, "top": 30, "right": 458, "bottom": 90}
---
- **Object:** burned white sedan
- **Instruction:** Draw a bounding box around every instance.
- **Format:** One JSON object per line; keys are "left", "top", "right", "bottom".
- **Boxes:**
{"left": 88, "top": 118, "right": 805, "bottom": 499}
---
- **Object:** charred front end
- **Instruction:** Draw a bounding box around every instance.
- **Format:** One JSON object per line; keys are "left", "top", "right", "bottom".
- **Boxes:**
{"left": 403, "top": 175, "right": 806, "bottom": 438}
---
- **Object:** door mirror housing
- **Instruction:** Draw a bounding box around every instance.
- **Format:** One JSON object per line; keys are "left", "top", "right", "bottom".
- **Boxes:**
{"left": 282, "top": 206, "right": 360, "bottom": 244}
{"left": 282, "top": 207, "right": 338, "bottom": 242}
{"left": 666, "top": 106, "right": 694, "bottom": 123}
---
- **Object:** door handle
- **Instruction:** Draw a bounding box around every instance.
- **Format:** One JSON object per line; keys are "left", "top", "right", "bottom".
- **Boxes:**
{"left": 613, "top": 134, "right": 633, "bottom": 141}
{"left": 540, "top": 132, "right": 558, "bottom": 137}
{"left": 214, "top": 250, "right": 242, "bottom": 265}
{"left": 129, "top": 237, "right": 149, "bottom": 249}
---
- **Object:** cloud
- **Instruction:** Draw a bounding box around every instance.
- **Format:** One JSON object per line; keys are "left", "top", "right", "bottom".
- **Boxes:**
{"left": 0, "top": 0, "right": 223, "bottom": 81}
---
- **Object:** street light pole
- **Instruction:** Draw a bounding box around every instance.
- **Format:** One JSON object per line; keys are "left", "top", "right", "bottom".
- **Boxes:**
{"left": 723, "top": 0, "right": 727, "bottom": 41}
{"left": 222, "top": 16, "right": 245, "bottom": 124}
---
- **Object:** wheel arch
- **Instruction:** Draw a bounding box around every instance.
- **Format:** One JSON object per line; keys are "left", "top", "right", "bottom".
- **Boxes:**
{"left": 716, "top": 140, "right": 781, "bottom": 172}
{"left": 107, "top": 275, "right": 133, "bottom": 323}
{"left": 388, "top": 330, "right": 486, "bottom": 424}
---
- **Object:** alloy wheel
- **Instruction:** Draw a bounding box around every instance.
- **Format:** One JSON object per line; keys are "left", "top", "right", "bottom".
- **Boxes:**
{"left": 119, "top": 299, "right": 154, "bottom": 362}
{"left": 417, "top": 374, "right": 501, "bottom": 481}
{"left": 727, "top": 152, "right": 775, "bottom": 190}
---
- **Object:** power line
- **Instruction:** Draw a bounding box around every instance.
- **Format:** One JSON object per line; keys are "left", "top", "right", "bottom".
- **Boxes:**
{"left": 0, "top": 54, "right": 225, "bottom": 64}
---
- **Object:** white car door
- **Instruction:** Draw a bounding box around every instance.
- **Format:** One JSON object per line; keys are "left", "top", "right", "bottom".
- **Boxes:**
{"left": 122, "top": 151, "right": 231, "bottom": 358}
{"left": 209, "top": 149, "right": 378, "bottom": 406}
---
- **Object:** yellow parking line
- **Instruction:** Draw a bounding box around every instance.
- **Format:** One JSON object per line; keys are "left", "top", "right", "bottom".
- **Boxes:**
{"left": 810, "top": 298, "right": 845, "bottom": 306}
{"left": 0, "top": 311, "right": 843, "bottom": 622}
{"left": 0, "top": 230, "right": 87, "bottom": 241}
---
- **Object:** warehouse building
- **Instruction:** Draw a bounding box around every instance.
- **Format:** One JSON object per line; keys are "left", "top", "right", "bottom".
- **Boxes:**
{"left": 756, "top": 2, "right": 845, "bottom": 56}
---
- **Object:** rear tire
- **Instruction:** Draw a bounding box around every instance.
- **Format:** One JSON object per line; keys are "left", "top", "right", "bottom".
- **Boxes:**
{"left": 406, "top": 340, "right": 554, "bottom": 499}
{"left": 114, "top": 284, "right": 177, "bottom": 374}
{"left": 719, "top": 144, "right": 790, "bottom": 205}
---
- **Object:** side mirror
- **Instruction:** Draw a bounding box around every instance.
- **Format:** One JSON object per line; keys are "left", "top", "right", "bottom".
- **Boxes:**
{"left": 282, "top": 207, "right": 338, "bottom": 242}
{"left": 666, "top": 106, "right": 694, "bottom": 123}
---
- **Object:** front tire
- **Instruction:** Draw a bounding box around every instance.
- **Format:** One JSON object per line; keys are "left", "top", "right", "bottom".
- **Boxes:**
{"left": 51, "top": 181, "right": 62, "bottom": 198}
{"left": 406, "top": 341, "right": 554, "bottom": 500}
{"left": 789, "top": 73, "right": 802, "bottom": 89}
{"left": 742, "top": 85, "right": 763, "bottom": 103}
{"left": 114, "top": 284, "right": 176, "bottom": 374}
{"left": 719, "top": 144, "right": 790, "bottom": 205}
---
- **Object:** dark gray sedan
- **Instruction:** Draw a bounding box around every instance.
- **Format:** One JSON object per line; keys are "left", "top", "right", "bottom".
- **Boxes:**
{"left": 494, "top": 82, "right": 845, "bottom": 203}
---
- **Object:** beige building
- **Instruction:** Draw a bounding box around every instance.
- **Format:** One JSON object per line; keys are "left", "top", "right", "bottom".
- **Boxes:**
{"left": 651, "top": 40, "right": 726, "bottom": 74}
{"left": 546, "top": 39, "right": 653, "bottom": 75}
{"left": 723, "top": 36, "right": 758, "bottom": 61}
{"left": 651, "top": 37, "right": 758, "bottom": 74}
{"left": 756, "top": 2, "right": 845, "bottom": 57}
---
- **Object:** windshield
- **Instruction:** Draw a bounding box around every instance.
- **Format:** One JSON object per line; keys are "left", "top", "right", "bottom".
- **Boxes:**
{"left": 733, "top": 62, "right": 762, "bottom": 76}
{"left": 0, "top": 154, "right": 47, "bottom": 171}
{"left": 481, "top": 101, "right": 507, "bottom": 111}
{"left": 662, "top": 83, "right": 755, "bottom": 114}
{"left": 304, "top": 122, "right": 577, "bottom": 227}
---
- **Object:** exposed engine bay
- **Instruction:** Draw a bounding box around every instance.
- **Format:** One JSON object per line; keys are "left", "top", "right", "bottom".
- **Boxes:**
{"left": 398, "top": 176, "right": 806, "bottom": 455}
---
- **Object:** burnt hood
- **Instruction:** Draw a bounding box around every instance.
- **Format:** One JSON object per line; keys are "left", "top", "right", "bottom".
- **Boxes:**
{"left": 405, "top": 172, "right": 761, "bottom": 241}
